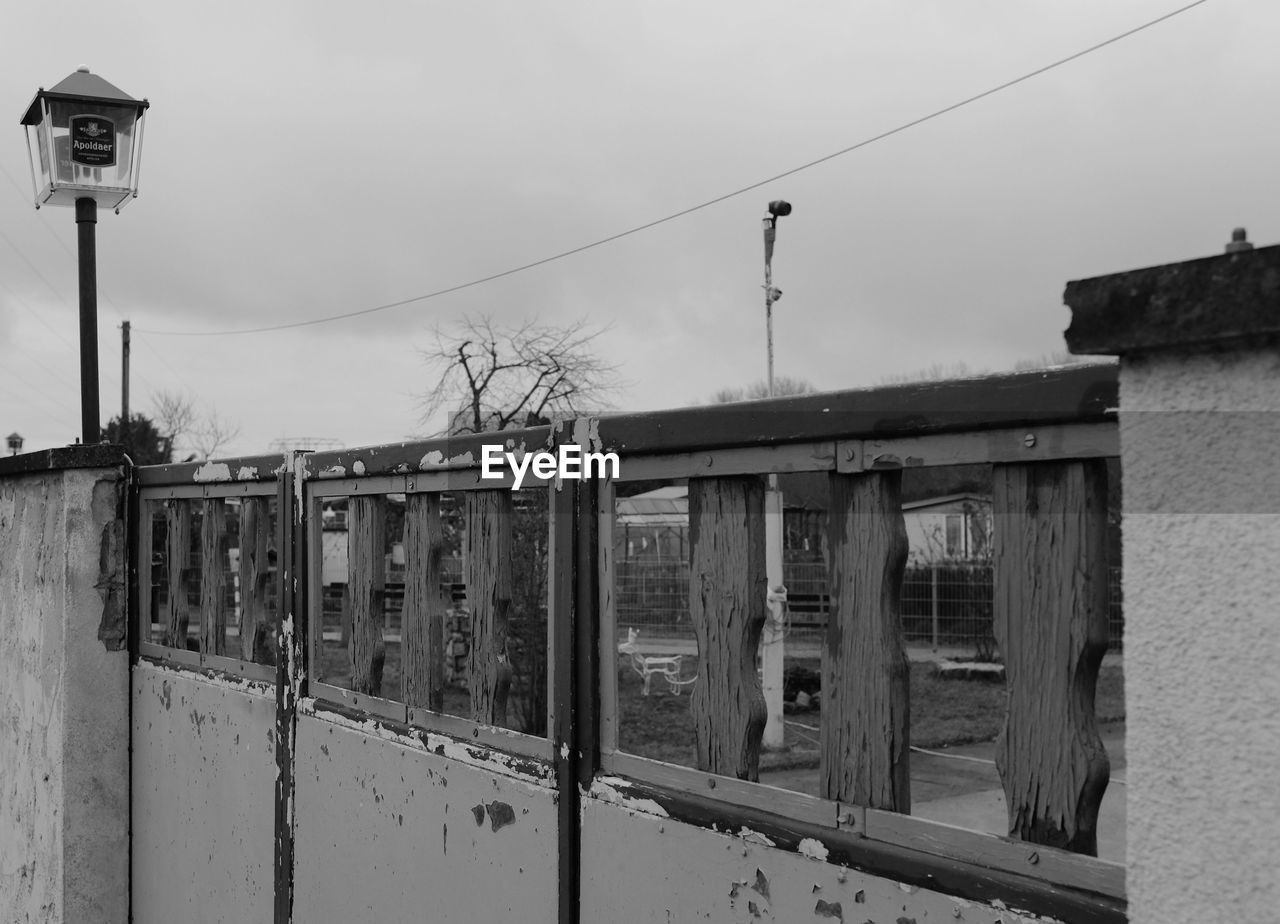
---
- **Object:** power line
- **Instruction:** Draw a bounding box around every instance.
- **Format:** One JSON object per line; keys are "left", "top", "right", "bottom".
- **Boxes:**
{"left": 134, "top": 330, "right": 200, "bottom": 389}
{"left": 127, "top": 1, "right": 1216, "bottom": 336}
{"left": 0, "top": 162, "right": 181, "bottom": 398}
{"left": 0, "top": 346, "right": 82, "bottom": 427}
{"left": 0, "top": 161, "right": 127, "bottom": 323}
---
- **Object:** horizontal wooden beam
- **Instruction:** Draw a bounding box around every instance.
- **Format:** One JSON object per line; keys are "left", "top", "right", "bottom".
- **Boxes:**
{"left": 134, "top": 452, "right": 285, "bottom": 486}
{"left": 863, "top": 808, "right": 1125, "bottom": 901}
{"left": 302, "top": 426, "right": 554, "bottom": 479}
{"left": 618, "top": 442, "right": 836, "bottom": 481}
{"left": 838, "top": 420, "right": 1117, "bottom": 472}
{"left": 595, "top": 366, "right": 1117, "bottom": 456}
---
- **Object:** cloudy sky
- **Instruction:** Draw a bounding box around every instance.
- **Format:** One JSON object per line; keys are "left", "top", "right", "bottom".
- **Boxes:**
{"left": 0, "top": 0, "right": 1269, "bottom": 456}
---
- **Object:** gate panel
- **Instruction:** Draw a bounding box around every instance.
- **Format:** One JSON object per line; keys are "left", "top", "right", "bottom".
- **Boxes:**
{"left": 131, "top": 661, "right": 276, "bottom": 923}
{"left": 291, "top": 710, "right": 559, "bottom": 922}
{"left": 581, "top": 797, "right": 1056, "bottom": 923}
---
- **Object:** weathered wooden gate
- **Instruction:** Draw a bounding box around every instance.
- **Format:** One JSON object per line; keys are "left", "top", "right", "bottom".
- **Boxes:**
{"left": 128, "top": 366, "right": 1127, "bottom": 923}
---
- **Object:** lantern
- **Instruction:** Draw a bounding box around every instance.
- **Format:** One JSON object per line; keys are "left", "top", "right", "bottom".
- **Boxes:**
{"left": 20, "top": 66, "right": 149, "bottom": 213}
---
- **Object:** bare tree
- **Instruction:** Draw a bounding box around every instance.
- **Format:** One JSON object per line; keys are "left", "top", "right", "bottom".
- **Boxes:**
{"left": 189, "top": 409, "right": 242, "bottom": 460}
{"left": 710, "top": 376, "right": 816, "bottom": 404}
{"left": 418, "top": 316, "right": 619, "bottom": 434}
{"left": 1012, "top": 351, "right": 1113, "bottom": 372}
{"left": 878, "top": 361, "right": 981, "bottom": 386}
{"left": 152, "top": 390, "right": 197, "bottom": 459}
{"left": 881, "top": 354, "right": 1112, "bottom": 387}
{"left": 152, "top": 389, "right": 242, "bottom": 460}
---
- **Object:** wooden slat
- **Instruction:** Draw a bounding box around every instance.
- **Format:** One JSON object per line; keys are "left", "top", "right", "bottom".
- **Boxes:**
{"left": 466, "top": 490, "right": 514, "bottom": 726}
{"left": 165, "top": 499, "right": 192, "bottom": 649}
{"left": 238, "top": 497, "right": 273, "bottom": 662}
{"left": 992, "top": 460, "right": 1110, "bottom": 855}
{"left": 402, "top": 492, "right": 447, "bottom": 711}
{"left": 200, "top": 498, "right": 227, "bottom": 656}
{"left": 687, "top": 476, "right": 767, "bottom": 781}
{"left": 347, "top": 495, "right": 387, "bottom": 697}
{"left": 820, "top": 470, "right": 911, "bottom": 812}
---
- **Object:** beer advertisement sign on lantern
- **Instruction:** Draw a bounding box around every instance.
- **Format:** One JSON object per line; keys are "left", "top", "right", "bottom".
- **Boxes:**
{"left": 69, "top": 114, "right": 115, "bottom": 167}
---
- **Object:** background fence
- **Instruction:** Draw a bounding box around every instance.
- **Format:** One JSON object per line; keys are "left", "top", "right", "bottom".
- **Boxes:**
{"left": 615, "top": 557, "right": 1124, "bottom": 654}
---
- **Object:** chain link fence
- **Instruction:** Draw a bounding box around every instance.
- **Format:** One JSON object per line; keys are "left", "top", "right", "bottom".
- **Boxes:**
{"left": 615, "top": 558, "right": 1124, "bottom": 653}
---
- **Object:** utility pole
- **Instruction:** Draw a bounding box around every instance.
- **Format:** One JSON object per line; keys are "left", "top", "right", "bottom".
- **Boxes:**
{"left": 121, "top": 320, "right": 131, "bottom": 448}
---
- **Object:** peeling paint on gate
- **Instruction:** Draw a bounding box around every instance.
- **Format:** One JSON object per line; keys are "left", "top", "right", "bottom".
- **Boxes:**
{"left": 292, "top": 710, "right": 558, "bottom": 921}
{"left": 579, "top": 799, "right": 1067, "bottom": 923}
{"left": 131, "top": 661, "right": 276, "bottom": 923}
{"left": 192, "top": 461, "right": 234, "bottom": 483}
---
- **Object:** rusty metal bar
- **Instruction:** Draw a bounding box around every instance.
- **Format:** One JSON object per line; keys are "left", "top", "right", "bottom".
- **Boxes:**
{"left": 549, "top": 480, "right": 579, "bottom": 924}
{"left": 274, "top": 455, "right": 303, "bottom": 924}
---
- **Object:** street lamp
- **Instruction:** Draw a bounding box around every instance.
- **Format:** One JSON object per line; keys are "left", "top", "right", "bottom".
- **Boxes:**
{"left": 763, "top": 199, "right": 791, "bottom": 397}
{"left": 20, "top": 67, "right": 149, "bottom": 445}
{"left": 6, "top": 432, "right": 23, "bottom": 456}
{"left": 760, "top": 199, "right": 791, "bottom": 750}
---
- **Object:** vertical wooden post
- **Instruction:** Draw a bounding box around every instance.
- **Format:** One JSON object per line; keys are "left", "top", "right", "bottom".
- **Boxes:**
{"left": 238, "top": 497, "right": 273, "bottom": 662}
{"left": 165, "top": 499, "right": 192, "bottom": 649}
{"left": 992, "top": 460, "right": 1110, "bottom": 855}
{"left": 688, "top": 477, "right": 767, "bottom": 781}
{"left": 466, "top": 490, "right": 513, "bottom": 726}
{"left": 347, "top": 495, "right": 387, "bottom": 697}
{"left": 402, "top": 492, "right": 448, "bottom": 711}
{"left": 820, "top": 469, "right": 911, "bottom": 812}
{"left": 201, "top": 498, "right": 227, "bottom": 656}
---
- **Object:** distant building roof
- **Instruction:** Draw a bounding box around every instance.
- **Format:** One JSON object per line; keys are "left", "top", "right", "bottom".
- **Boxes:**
{"left": 617, "top": 486, "right": 687, "bottom": 526}
{"left": 901, "top": 493, "right": 990, "bottom": 512}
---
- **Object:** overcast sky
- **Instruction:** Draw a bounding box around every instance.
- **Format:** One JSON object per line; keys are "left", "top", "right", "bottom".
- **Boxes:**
{"left": 0, "top": 0, "right": 1269, "bottom": 456}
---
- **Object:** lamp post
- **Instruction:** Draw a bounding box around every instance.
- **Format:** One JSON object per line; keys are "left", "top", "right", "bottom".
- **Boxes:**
{"left": 6, "top": 433, "right": 23, "bottom": 456}
{"left": 21, "top": 67, "right": 149, "bottom": 445}
{"left": 761, "top": 199, "right": 791, "bottom": 750}
{"left": 763, "top": 199, "right": 791, "bottom": 397}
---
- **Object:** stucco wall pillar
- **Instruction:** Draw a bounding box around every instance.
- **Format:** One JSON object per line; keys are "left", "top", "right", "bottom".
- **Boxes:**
{"left": 1065, "top": 236, "right": 1280, "bottom": 923}
{"left": 0, "top": 447, "right": 129, "bottom": 923}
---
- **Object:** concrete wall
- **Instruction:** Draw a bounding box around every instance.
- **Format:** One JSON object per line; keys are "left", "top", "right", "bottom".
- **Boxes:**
{"left": 1120, "top": 346, "right": 1280, "bottom": 922}
{"left": 1065, "top": 240, "right": 1280, "bottom": 922}
{"left": 0, "top": 456, "right": 129, "bottom": 923}
{"left": 130, "top": 662, "right": 277, "bottom": 923}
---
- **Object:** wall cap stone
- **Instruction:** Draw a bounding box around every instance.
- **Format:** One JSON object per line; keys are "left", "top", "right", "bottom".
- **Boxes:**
{"left": 1064, "top": 243, "right": 1280, "bottom": 355}
{"left": 0, "top": 443, "right": 128, "bottom": 478}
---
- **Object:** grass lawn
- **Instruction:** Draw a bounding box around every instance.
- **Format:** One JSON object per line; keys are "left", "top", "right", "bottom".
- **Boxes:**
{"left": 618, "top": 658, "right": 1126, "bottom": 768}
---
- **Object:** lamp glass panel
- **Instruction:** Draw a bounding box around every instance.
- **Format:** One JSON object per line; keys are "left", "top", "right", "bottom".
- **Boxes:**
{"left": 45, "top": 99, "right": 138, "bottom": 190}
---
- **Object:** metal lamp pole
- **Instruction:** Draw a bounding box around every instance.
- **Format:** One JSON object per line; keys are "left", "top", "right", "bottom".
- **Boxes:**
{"left": 761, "top": 199, "right": 791, "bottom": 750}
{"left": 76, "top": 197, "right": 99, "bottom": 443}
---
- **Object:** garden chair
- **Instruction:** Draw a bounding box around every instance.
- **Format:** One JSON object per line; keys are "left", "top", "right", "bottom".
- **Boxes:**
{"left": 618, "top": 627, "right": 697, "bottom": 696}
